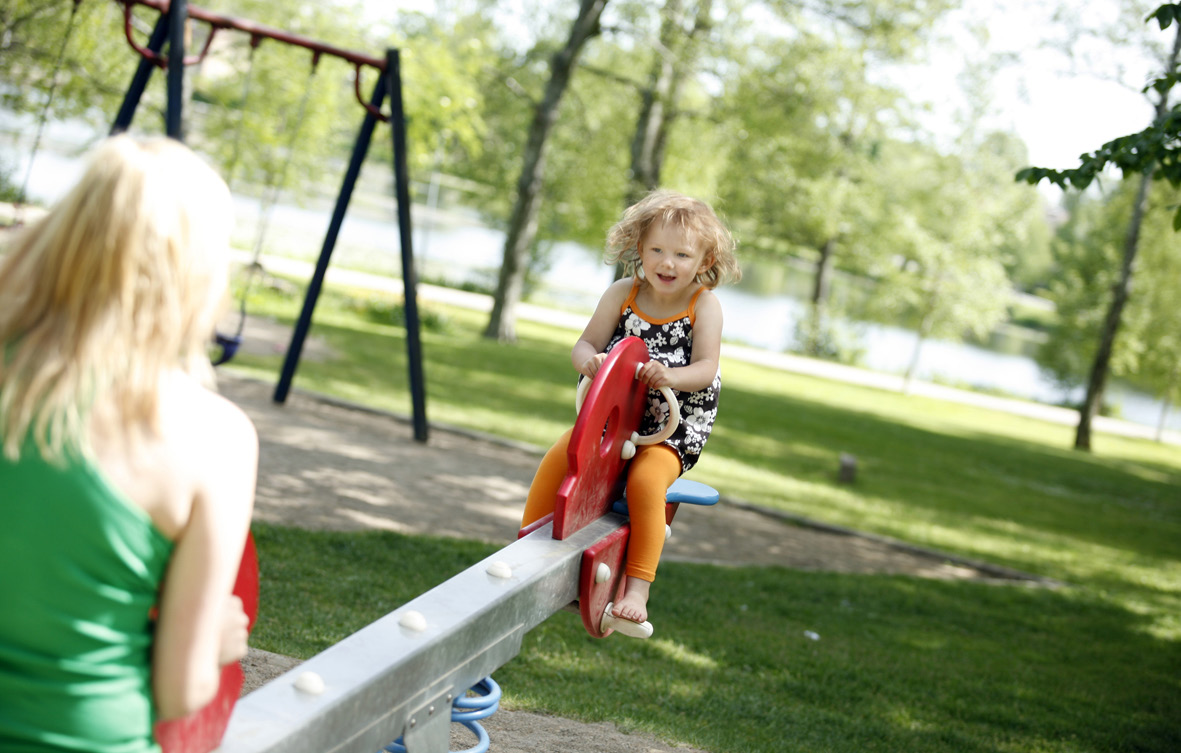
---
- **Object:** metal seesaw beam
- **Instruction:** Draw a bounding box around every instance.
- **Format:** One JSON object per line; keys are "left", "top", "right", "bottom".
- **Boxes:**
{"left": 216, "top": 514, "right": 625, "bottom": 753}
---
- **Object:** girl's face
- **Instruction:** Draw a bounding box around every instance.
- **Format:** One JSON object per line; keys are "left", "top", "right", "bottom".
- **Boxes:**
{"left": 638, "top": 219, "right": 711, "bottom": 297}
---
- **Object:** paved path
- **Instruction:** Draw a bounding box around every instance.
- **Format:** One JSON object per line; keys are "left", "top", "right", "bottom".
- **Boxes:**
{"left": 222, "top": 371, "right": 1027, "bottom": 580}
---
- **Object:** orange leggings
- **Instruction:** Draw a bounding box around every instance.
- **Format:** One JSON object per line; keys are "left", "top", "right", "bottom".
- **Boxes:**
{"left": 521, "top": 429, "right": 682, "bottom": 582}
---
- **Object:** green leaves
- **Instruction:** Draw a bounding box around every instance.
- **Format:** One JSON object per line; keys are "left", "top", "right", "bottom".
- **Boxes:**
{"left": 1016, "top": 108, "right": 1181, "bottom": 228}
{"left": 1147, "top": 3, "right": 1181, "bottom": 30}
{"left": 1019, "top": 5, "right": 1181, "bottom": 229}
{"left": 1143, "top": 70, "right": 1179, "bottom": 96}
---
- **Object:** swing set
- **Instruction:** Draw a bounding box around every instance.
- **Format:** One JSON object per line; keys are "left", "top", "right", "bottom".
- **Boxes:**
{"left": 27, "top": 4, "right": 726, "bottom": 751}
{"left": 108, "top": 0, "right": 428, "bottom": 441}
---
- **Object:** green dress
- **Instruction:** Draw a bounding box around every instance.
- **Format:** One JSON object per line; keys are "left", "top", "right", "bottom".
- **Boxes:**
{"left": 0, "top": 441, "right": 174, "bottom": 753}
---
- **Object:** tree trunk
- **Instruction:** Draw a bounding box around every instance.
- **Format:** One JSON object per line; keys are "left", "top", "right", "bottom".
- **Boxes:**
{"left": 903, "top": 312, "right": 933, "bottom": 394}
{"left": 484, "top": 0, "right": 608, "bottom": 342}
{"left": 1075, "top": 169, "right": 1151, "bottom": 450}
{"left": 615, "top": 0, "right": 712, "bottom": 280}
{"left": 801, "top": 237, "right": 836, "bottom": 355}
{"left": 1074, "top": 22, "right": 1181, "bottom": 450}
{"left": 812, "top": 237, "right": 835, "bottom": 307}
{"left": 626, "top": 0, "right": 685, "bottom": 203}
{"left": 1156, "top": 393, "right": 1174, "bottom": 444}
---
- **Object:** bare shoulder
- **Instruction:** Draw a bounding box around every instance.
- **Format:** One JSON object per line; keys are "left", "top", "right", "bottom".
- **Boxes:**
{"left": 161, "top": 375, "right": 257, "bottom": 527}
{"left": 694, "top": 288, "right": 723, "bottom": 323}
{"left": 96, "top": 374, "right": 257, "bottom": 538}
{"left": 601, "top": 277, "right": 636, "bottom": 307}
{"left": 160, "top": 375, "right": 258, "bottom": 465}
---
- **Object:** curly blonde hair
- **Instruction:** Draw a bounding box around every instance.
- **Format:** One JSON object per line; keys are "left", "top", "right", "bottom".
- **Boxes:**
{"left": 605, "top": 189, "right": 741, "bottom": 288}
{"left": 0, "top": 136, "right": 233, "bottom": 462}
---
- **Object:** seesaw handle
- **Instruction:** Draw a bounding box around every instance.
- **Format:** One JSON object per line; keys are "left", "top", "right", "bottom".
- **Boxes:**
{"left": 575, "top": 363, "right": 680, "bottom": 447}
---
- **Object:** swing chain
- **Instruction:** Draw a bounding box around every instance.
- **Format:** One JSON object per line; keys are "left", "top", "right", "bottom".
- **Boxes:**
{"left": 16, "top": 0, "right": 83, "bottom": 218}
{"left": 214, "top": 46, "right": 322, "bottom": 365}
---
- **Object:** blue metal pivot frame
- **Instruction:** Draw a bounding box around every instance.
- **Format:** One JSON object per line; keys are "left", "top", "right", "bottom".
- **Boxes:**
{"left": 386, "top": 47, "right": 429, "bottom": 444}
{"left": 165, "top": 0, "right": 186, "bottom": 138}
{"left": 108, "top": 0, "right": 430, "bottom": 442}
{"left": 272, "top": 48, "right": 429, "bottom": 444}
{"left": 110, "top": 13, "right": 168, "bottom": 135}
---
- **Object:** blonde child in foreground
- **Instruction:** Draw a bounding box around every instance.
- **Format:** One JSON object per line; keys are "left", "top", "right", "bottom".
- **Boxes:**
{"left": 0, "top": 136, "right": 257, "bottom": 752}
{"left": 521, "top": 189, "right": 741, "bottom": 631}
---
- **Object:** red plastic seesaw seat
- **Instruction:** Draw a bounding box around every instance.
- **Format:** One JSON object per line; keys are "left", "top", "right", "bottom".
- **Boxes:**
{"left": 155, "top": 532, "right": 259, "bottom": 753}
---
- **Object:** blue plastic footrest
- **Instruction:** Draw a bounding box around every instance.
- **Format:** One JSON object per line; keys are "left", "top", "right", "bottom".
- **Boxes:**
{"left": 611, "top": 477, "right": 719, "bottom": 516}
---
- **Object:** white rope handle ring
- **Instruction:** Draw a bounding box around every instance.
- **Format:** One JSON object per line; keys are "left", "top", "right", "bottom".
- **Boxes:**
{"left": 576, "top": 364, "right": 680, "bottom": 460}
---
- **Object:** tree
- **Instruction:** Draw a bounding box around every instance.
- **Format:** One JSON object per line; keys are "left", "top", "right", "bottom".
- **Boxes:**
{"left": 1035, "top": 192, "right": 1119, "bottom": 397}
{"left": 483, "top": 0, "right": 609, "bottom": 343}
{"left": 2, "top": 0, "right": 382, "bottom": 204}
{"left": 375, "top": 5, "right": 503, "bottom": 179}
{"left": 1126, "top": 192, "right": 1181, "bottom": 438}
{"left": 717, "top": 33, "right": 882, "bottom": 355}
{"left": 192, "top": 3, "right": 367, "bottom": 206}
{"left": 715, "top": 0, "right": 962, "bottom": 357}
{"left": 1, "top": 1, "right": 143, "bottom": 200}
{"left": 570, "top": 0, "right": 722, "bottom": 278}
{"left": 1017, "top": 3, "right": 1181, "bottom": 450}
{"left": 860, "top": 141, "right": 1012, "bottom": 389}
{"left": 621, "top": 0, "right": 714, "bottom": 208}
{"left": 1039, "top": 183, "right": 1181, "bottom": 441}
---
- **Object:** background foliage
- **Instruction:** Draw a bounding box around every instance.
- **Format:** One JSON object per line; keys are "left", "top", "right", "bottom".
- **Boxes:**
{"left": 2, "top": 0, "right": 1179, "bottom": 428}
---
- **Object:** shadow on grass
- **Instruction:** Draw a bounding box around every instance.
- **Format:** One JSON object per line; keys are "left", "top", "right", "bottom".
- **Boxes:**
{"left": 712, "top": 378, "right": 1181, "bottom": 568}
{"left": 250, "top": 525, "right": 1181, "bottom": 753}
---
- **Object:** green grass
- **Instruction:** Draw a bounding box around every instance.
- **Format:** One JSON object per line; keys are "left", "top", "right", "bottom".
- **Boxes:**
{"left": 229, "top": 278, "right": 1181, "bottom": 752}
{"left": 250, "top": 525, "right": 1180, "bottom": 753}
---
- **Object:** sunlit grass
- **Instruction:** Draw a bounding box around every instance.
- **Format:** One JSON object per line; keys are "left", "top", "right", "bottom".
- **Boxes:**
{"left": 249, "top": 525, "right": 1181, "bottom": 753}
{"left": 228, "top": 276, "right": 1181, "bottom": 751}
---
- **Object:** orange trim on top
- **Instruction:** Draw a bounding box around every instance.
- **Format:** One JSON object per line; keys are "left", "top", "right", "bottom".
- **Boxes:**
{"left": 620, "top": 276, "right": 702, "bottom": 326}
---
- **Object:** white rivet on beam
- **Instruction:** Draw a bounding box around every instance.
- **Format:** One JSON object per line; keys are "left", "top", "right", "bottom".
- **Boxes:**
{"left": 486, "top": 561, "right": 512, "bottom": 579}
{"left": 398, "top": 610, "right": 427, "bottom": 632}
{"left": 294, "top": 671, "right": 325, "bottom": 695}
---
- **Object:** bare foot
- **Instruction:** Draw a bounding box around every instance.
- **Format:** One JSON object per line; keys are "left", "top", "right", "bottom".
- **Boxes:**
{"left": 611, "top": 576, "right": 652, "bottom": 623}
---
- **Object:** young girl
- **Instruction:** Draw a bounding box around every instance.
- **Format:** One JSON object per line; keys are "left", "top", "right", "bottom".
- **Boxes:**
{"left": 521, "top": 189, "right": 741, "bottom": 630}
{"left": 0, "top": 136, "right": 257, "bottom": 752}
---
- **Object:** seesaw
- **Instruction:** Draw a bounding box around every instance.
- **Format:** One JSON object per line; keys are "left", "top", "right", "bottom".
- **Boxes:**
{"left": 199, "top": 336, "right": 717, "bottom": 753}
{"left": 519, "top": 335, "right": 717, "bottom": 639}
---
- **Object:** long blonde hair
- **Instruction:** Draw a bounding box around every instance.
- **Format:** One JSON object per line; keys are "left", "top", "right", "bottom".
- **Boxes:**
{"left": 605, "top": 189, "right": 742, "bottom": 288}
{"left": 0, "top": 136, "right": 233, "bottom": 461}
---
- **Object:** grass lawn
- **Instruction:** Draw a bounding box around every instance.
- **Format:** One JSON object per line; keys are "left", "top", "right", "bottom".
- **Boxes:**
{"left": 228, "top": 279, "right": 1181, "bottom": 753}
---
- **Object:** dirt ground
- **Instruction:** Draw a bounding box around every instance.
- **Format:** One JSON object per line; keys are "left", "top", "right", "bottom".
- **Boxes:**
{"left": 218, "top": 336, "right": 1048, "bottom": 753}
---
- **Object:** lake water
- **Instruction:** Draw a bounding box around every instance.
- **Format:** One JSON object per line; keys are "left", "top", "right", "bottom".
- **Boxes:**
{"left": 2, "top": 118, "right": 1176, "bottom": 432}
{"left": 409, "top": 214, "right": 1173, "bottom": 430}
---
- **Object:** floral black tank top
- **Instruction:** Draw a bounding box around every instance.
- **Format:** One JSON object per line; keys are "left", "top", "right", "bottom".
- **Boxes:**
{"left": 603, "top": 278, "right": 720, "bottom": 473}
